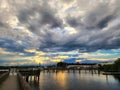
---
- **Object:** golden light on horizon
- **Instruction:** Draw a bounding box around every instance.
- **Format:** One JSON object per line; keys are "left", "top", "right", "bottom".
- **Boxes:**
{"left": 51, "top": 59, "right": 63, "bottom": 63}
{"left": 33, "top": 56, "right": 49, "bottom": 64}
{"left": 24, "top": 49, "right": 45, "bottom": 55}
{"left": 75, "top": 60, "right": 82, "bottom": 63}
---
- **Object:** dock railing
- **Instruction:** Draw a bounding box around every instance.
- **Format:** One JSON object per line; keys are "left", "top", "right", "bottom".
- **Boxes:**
{"left": 17, "top": 72, "right": 32, "bottom": 90}
{"left": 0, "top": 71, "right": 9, "bottom": 83}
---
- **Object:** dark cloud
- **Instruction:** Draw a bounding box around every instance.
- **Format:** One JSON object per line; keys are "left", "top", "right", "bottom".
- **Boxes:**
{"left": 18, "top": 1, "right": 63, "bottom": 33}
{"left": 0, "top": 59, "right": 32, "bottom": 66}
{"left": 0, "top": 22, "right": 4, "bottom": 27}
{"left": 18, "top": 8, "right": 36, "bottom": 24}
{"left": 0, "top": 38, "right": 25, "bottom": 52}
{"left": 87, "top": 28, "right": 120, "bottom": 51}
{"left": 81, "top": 2, "right": 116, "bottom": 29}
{"left": 39, "top": 4, "right": 62, "bottom": 28}
{"left": 16, "top": 0, "right": 120, "bottom": 53}
{"left": 0, "top": 21, "right": 9, "bottom": 28}
{"left": 0, "top": 0, "right": 120, "bottom": 54}
{"left": 96, "top": 15, "right": 114, "bottom": 29}
{"left": 66, "top": 17, "right": 83, "bottom": 27}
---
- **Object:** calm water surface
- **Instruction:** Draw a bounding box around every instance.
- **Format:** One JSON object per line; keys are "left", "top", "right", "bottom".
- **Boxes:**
{"left": 29, "top": 70, "right": 120, "bottom": 90}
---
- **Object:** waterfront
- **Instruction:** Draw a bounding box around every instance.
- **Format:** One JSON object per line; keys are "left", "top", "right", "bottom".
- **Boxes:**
{"left": 29, "top": 71, "right": 120, "bottom": 90}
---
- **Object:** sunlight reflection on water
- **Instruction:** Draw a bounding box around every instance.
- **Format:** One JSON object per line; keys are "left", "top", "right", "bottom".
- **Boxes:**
{"left": 29, "top": 70, "right": 120, "bottom": 90}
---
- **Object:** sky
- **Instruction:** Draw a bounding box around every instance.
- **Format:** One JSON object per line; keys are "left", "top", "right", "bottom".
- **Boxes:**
{"left": 0, "top": 0, "right": 120, "bottom": 66}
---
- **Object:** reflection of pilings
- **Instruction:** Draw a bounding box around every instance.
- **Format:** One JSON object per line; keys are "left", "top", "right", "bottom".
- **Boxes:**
{"left": 26, "top": 76, "right": 29, "bottom": 82}
{"left": 34, "top": 76, "right": 36, "bottom": 81}
{"left": 73, "top": 69, "right": 75, "bottom": 73}
{"left": 79, "top": 69, "right": 81, "bottom": 73}
{"left": 98, "top": 70, "right": 100, "bottom": 76}
{"left": 42, "top": 68, "right": 99, "bottom": 75}
{"left": 47, "top": 69, "right": 49, "bottom": 73}
{"left": 52, "top": 69, "right": 55, "bottom": 72}
{"left": 43, "top": 70, "right": 45, "bottom": 73}
{"left": 106, "top": 75, "right": 109, "bottom": 83}
{"left": 94, "top": 70, "right": 97, "bottom": 74}
{"left": 29, "top": 76, "right": 32, "bottom": 81}
{"left": 91, "top": 70, "right": 94, "bottom": 75}
{"left": 25, "top": 75, "right": 40, "bottom": 82}
{"left": 67, "top": 69, "right": 69, "bottom": 73}
{"left": 85, "top": 69, "right": 87, "bottom": 74}
{"left": 55, "top": 70, "right": 58, "bottom": 74}
{"left": 43, "top": 68, "right": 62, "bottom": 73}
{"left": 89, "top": 69, "right": 91, "bottom": 72}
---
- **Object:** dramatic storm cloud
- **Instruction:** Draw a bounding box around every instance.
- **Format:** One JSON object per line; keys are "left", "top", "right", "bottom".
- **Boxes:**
{"left": 0, "top": 0, "right": 120, "bottom": 65}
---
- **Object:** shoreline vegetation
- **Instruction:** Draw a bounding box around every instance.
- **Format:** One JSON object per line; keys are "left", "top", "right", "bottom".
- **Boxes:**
{"left": 99, "top": 58, "right": 120, "bottom": 71}
{"left": 99, "top": 58, "right": 120, "bottom": 75}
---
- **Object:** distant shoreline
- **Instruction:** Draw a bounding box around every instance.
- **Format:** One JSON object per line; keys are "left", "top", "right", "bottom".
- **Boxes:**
{"left": 103, "top": 72, "right": 120, "bottom": 75}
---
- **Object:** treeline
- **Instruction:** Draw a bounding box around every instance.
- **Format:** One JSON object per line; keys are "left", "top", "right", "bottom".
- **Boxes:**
{"left": 99, "top": 58, "right": 120, "bottom": 72}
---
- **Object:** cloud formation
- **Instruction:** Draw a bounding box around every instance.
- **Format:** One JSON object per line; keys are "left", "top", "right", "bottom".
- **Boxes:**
{"left": 0, "top": 0, "right": 120, "bottom": 65}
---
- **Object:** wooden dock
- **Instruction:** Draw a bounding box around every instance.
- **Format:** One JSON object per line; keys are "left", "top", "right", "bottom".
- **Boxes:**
{"left": 0, "top": 75, "right": 20, "bottom": 90}
{"left": 0, "top": 68, "right": 40, "bottom": 90}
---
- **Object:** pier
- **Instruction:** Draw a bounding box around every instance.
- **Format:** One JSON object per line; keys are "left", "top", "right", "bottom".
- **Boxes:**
{"left": 0, "top": 67, "right": 40, "bottom": 90}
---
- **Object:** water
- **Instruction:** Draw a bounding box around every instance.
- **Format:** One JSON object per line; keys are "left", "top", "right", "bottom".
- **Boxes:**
{"left": 29, "top": 70, "right": 120, "bottom": 90}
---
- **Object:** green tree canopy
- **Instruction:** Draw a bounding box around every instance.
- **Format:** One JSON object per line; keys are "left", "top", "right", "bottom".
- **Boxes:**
{"left": 114, "top": 58, "right": 120, "bottom": 71}
{"left": 114, "top": 58, "right": 120, "bottom": 65}
{"left": 57, "top": 62, "right": 67, "bottom": 68}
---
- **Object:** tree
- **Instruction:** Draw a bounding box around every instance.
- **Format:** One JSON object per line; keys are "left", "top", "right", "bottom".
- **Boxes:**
{"left": 57, "top": 62, "right": 67, "bottom": 68}
{"left": 114, "top": 58, "right": 120, "bottom": 71}
{"left": 114, "top": 58, "right": 120, "bottom": 65}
